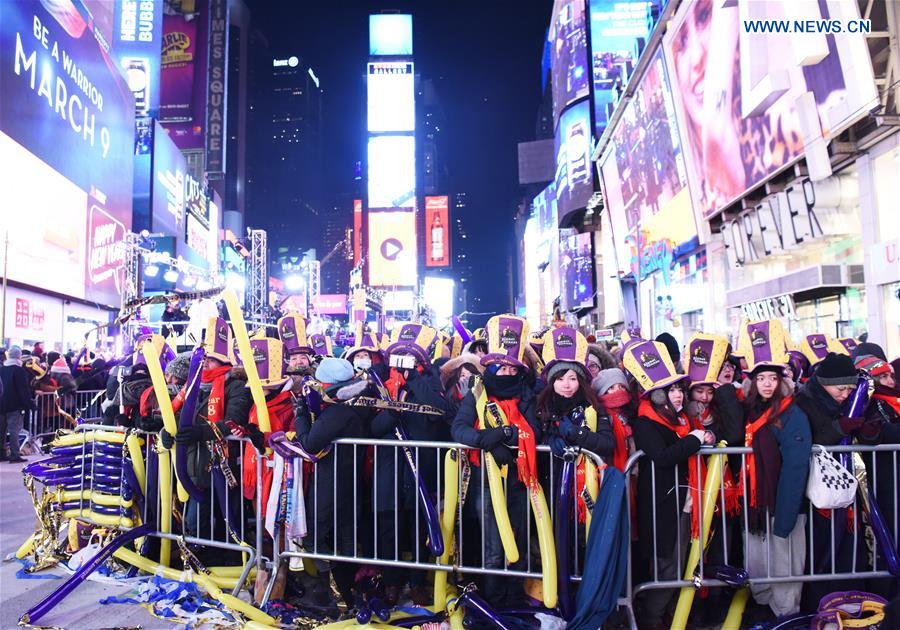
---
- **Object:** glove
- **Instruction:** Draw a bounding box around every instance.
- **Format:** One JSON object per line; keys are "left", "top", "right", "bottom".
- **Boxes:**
{"left": 140, "top": 414, "right": 164, "bottom": 433}
{"left": 859, "top": 419, "right": 881, "bottom": 441}
{"left": 175, "top": 423, "right": 214, "bottom": 445}
{"left": 479, "top": 426, "right": 508, "bottom": 450}
{"left": 688, "top": 429, "right": 707, "bottom": 444}
{"left": 160, "top": 428, "right": 175, "bottom": 450}
{"left": 234, "top": 423, "right": 265, "bottom": 452}
{"left": 568, "top": 426, "right": 590, "bottom": 447}
{"left": 838, "top": 416, "right": 865, "bottom": 435}
{"left": 488, "top": 445, "right": 515, "bottom": 467}
{"left": 502, "top": 425, "right": 518, "bottom": 446}
{"left": 559, "top": 422, "right": 578, "bottom": 443}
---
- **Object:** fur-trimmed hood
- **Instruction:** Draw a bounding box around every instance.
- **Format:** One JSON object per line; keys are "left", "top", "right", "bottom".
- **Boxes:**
{"left": 587, "top": 344, "right": 618, "bottom": 370}
{"left": 334, "top": 378, "right": 370, "bottom": 401}
{"left": 439, "top": 352, "right": 484, "bottom": 388}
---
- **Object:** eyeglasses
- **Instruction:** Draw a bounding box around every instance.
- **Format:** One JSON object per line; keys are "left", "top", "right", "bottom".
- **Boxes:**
{"left": 587, "top": 362, "right": 601, "bottom": 375}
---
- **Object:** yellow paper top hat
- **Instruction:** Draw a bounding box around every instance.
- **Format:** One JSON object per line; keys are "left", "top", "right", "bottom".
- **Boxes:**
{"left": 278, "top": 314, "right": 311, "bottom": 355}
{"left": 204, "top": 317, "right": 234, "bottom": 364}
{"left": 345, "top": 322, "right": 382, "bottom": 361}
{"left": 133, "top": 333, "right": 172, "bottom": 366}
{"left": 831, "top": 337, "right": 857, "bottom": 356}
{"left": 622, "top": 340, "right": 686, "bottom": 395}
{"left": 309, "top": 334, "right": 334, "bottom": 357}
{"left": 447, "top": 334, "right": 464, "bottom": 359}
{"left": 240, "top": 337, "right": 289, "bottom": 389}
{"left": 800, "top": 333, "right": 834, "bottom": 366}
{"left": 472, "top": 327, "right": 487, "bottom": 341}
{"left": 685, "top": 333, "right": 730, "bottom": 388}
{"left": 738, "top": 319, "right": 789, "bottom": 372}
{"left": 388, "top": 323, "right": 439, "bottom": 366}
{"left": 541, "top": 326, "right": 589, "bottom": 380}
{"left": 482, "top": 314, "right": 530, "bottom": 369}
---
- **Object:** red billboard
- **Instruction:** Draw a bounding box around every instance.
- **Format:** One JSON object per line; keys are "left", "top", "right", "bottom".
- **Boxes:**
{"left": 424, "top": 196, "right": 450, "bottom": 268}
{"left": 353, "top": 199, "right": 363, "bottom": 265}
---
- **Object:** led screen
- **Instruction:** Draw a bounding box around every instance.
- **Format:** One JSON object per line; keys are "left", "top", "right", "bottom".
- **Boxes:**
{"left": 424, "top": 196, "right": 450, "bottom": 267}
{"left": 368, "top": 135, "right": 416, "bottom": 209}
{"left": 369, "top": 14, "right": 413, "bottom": 56}
{"left": 590, "top": 0, "right": 660, "bottom": 138}
{"left": 423, "top": 277, "right": 455, "bottom": 327}
{"left": 533, "top": 183, "right": 558, "bottom": 267}
{"left": 353, "top": 199, "right": 363, "bottom": 264}
{"left": 368, "top": 211, "right": 417, "bottom": 287}
{"left": 551, "top": 0, "right": 590, "bottom": 123}
{"left": 554, "top": 99, "right": 593, "bottom": 220}
{"left": 113, "top": 0, "right": 163, "bottom": 118}
{"left": 152, "top": 121, "right": 187, "bottom": 246}
{"left": 368, "top": 62, "right": 415, "bottom": 132}
{"left": 559, "top": 231, "right": 595, "bottom": 311}
{"left": 598, "top": 49, "right": 697, "bottom": 278}
{"left": 664, "top": 0, "right": 877, "bottom": 219}
{"left": 0, "top": 0, "right": 134, "bottom": 306}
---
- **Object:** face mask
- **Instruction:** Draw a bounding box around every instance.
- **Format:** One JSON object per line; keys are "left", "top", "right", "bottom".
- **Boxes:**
{"left": 354, "top": 357, "right": 372, "bottom": 371}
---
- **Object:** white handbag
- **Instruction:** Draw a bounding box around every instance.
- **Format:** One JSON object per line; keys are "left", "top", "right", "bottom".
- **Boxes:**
{"left": 806, "top": 446, "right": 858, "bottom": 509}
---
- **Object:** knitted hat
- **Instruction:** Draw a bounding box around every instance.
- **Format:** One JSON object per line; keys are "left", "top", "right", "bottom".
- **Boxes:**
{"left": 8, "top": 346, "right": 23, "bottom": 360}
{"left": 164, "top": 352, "right": 192, "bottom": 383}
{"left": 851, "top": 342, "right": 887, "bottom": 363}
{"left": 546, "top": 360, "right": 588, "bottom": 383}
{"left": 854, "top": 355, "right": 892, "bottom": 378}
{"left": 815, "top": 352, "right": 858, "bottom": 386}
{"left": 655, "top": 332, "right": 681, "bottom": 364}
{"left": 592, "top": 368, "right": 628, "bottom": 396}
{"left": 50, "top": 358, "right": 71, "bottom": 374}
{"left": 315, "top": 357, "right": 354, "bottom": 386}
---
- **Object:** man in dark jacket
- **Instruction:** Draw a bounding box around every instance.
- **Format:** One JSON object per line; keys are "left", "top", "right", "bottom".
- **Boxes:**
{"left": 369, "top": 324, "right": 452, "bottom": 605}
{"left": 0, "top": 346, "right": 36, "bottom": 462}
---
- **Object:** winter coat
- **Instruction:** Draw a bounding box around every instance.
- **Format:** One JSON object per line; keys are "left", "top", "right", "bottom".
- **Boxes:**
{"left": 370, "top": 368, "right": 453, "bottom": 510}
{"left": 862, "top": 394, "right": 900, "bottom": 558}
{"left": 795, "top": 377, "right": 849, "bottom": 445}
{"left": 0, "top": 362, "right": 35, "bottom": 413}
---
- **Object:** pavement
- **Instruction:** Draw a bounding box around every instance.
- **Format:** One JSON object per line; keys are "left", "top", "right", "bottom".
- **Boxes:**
{"left": 0, "top": 456, "right": 164, "bottom": 629}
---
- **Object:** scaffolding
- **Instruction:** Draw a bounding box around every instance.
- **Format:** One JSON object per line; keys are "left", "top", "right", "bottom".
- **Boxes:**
{"left": 248, "top": 229, "right": 268, "bottom": 321}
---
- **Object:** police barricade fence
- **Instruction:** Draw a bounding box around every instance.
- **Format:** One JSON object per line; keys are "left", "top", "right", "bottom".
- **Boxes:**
{"left": 257, "top": 438, "right": 898, "bottom": 628}
{"left": 29, "top": 423, "right": 265, "bottom": 599}
{"left": 26, "top": 390, "right": 106, "bottom": 448}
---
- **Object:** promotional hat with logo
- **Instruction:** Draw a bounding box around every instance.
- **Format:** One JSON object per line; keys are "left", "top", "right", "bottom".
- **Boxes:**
{"left": 787, "top": 350, "right": 811, "bottom": 381}
{"left": 541, "top": 326, "right": 589, "bottom": 381}
{"left": 481, "top": 315, "right": 530, "bottom": 369}
{"left": 239, "top": 338, "right": 289, "bottom": 389}
{"left": 309, "top": 334, "right": 334, "bottom": 358}
{"left": 832, "top": 337, "right": 857, "bottom": 356}
{"left": 447, "top": 334, "right": 464, "bottom": 359}
{"left": 278, "top": 314, "right": 312, "bottom": 356}
{"left": 617, "top": 327, "right": 645, "bottom": 360}
{"left": 344, "top": 323, "right": 383, "bottom": 362}
{"left": 529, "top": 331, "right": 546, "bottom": 357}
{"left": 685, "top": 333, "right": 730, "bottom": 388}
{"left": 387, "top": 323, "right": 439, "bottom": 366}
{"left": 800, "top": 332, "right": 836, "bottom": 366}
{"left": 133, "top": 333, "right": 172, "bottom": 366}
{"left": 738, "top": 319, "right": 789, "bottom": 373}
{"left": 203, "top": 317, "right": 234, "bottom": 364}
{"left": 622, "top": 340, "right": 687, "bottom": 395}
{"left": 472, "top": 328, "right": 487, "bottom": 341}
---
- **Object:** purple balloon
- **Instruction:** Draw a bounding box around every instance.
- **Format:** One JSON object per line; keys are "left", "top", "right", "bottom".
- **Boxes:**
{"left": 555, "top": 458, "right": 576, "bottom": 620}
{"left": 459, "top": 588, "right": 514, "bottom": 630}
{"left": 175, "top": 346, "right": 207, "bottom": 502}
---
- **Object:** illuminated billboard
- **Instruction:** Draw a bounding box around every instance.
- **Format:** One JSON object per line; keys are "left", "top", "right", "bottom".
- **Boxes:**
{"left": 589, "top": 0, "right": 660, "bottom": 138}
{"left": 113, "top": 0, "right": 163, "bottom": 119}
{"left": 368, "top": 211, "right": 417, "bottom": 287}
{"left": 424, "top": 196, "right": 450, "bottom": 267}
{"left": 559, "top": 231, "right": 595, "bottom": 312}
{"left": 368, "top": 135, "right": 416, "bottom": 209}
{"left": 368, "top": 62, "right": 415, "bottom": 132}
{"left": 152, "top": 122, "right": 187, "bottom": 244}
{"left": 0, "top": 0, "right": 135, "bottom": 306}
{"left": 551, "top": 0, "right": 590, "bottom": 124}
{"left": 423, "top": 277, "right": 455, "bottom": 327}
{"left": 353, "top": 199, "right": 363, "bottom": 265}
{"left": 598, "top": 49, "right": 696, "bottom": 278}
{"left": 369, "top": 14, "right": 413, "bottom": 56}
{"left": 664, "top": 0, "right": 877, "bottom": 220}
{"left": 554, "top": 99, "right": 593, "bottom": 220}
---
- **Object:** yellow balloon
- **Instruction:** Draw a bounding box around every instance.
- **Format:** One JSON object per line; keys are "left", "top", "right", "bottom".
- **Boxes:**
{"left": 528, "top": 486, "right": 557, "bottom": 609}
{"left": 484, "top": 453, "right": 520, "bottom": 564}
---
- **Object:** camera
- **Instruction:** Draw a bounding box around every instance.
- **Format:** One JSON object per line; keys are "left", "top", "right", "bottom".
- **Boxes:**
{"left": 388, "top": 354, "right": 416, "bottom": 370}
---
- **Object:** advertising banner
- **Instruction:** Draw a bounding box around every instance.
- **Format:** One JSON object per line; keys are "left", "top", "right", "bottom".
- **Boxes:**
{"left": 551, "top": 0, "right": 590, "bottom": 124}
{"left": 367, "top": 211, "right": 417, "bottom": 287}
{"left": 368, "top": 135, "right": 416, "bottom": 209}
{"left": 424, "top": 196, "right": 450, "bottom": 267}
{"left": 160, "top": 11, "right": 196, "bottom": 120}
{"left": 369, "top": 14, "right": 412, "bottom": 56}
{"left": 559, "top": 231, "right": 595, "bottom": 312}
{"left": 151, "top": 121, "right": 186, "bottom": 246}
{"left": 664, "top": 0, "right": 877, "bottom": 220}
{"left": 598, "top": 48, "right": 697, "bottom": 279}
{"left": 112, "top": 0, "right": 163, "bottom": 118}
{"left": 205, "top": 0, "right": 228, "bottom": 178}
{"left": 589, "top": 0, "right": 661, "bottom": 138}
{"left": 312, "top": 294, "right": 348, "bottom": 316}
{"left": 554, "top": 98, "right": 593, "bottom": 220}
{"left": 353, "top": 199, "right": 363, "bottom": 265}
{"left": 367, "top": 62, "right": 415, "bottom": 133}
{"left": 0, "top": 0, "right": 135, "bottom": 306}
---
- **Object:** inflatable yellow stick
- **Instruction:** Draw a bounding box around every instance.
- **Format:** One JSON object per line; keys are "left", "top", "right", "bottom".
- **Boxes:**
{"left": 722, "top": 587, "right": 750, "bottom": 630}
{"left": 671, "top": 444, "right": 727, "bottom": 628}
{"left": 52, "top": 431, "right": 126, "bottom": 447}
{"left": 484, "top": 453, "right": 520, "bottom": 564}
{"left": 582, "top": 407, "right": 599, "bottom": 539}
{"left": 433, "top": 450, "right": 460, "bottom": 611}
{"left": 125, "top": 433, "right": 146, "bottom": 495}
{"left": 141, "top": 341, "right": 188, "bottom": 503}
{"left": 158, "top": 448, "right": 173, "bottom": 567}
{"left": 529, "top": 485, "right": 557, "bottom": 609}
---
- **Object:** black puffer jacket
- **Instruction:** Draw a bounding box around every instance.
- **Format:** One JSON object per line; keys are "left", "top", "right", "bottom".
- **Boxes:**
{"left": 795, "top": 376, "right": 848, "bottom": 445}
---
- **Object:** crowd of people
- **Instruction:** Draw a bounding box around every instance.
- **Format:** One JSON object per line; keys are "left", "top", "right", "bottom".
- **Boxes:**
{"left": 4, "top": 313, "right": 899, "bottom": 628}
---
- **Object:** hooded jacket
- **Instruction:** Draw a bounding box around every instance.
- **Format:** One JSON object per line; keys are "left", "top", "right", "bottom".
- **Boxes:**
{"left": 795, "top": 376, "right": 850, "bottom": 445}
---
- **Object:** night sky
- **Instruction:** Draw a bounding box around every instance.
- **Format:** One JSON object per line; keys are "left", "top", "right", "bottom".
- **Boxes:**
{"left": 244, "top": 0, "right": 552, "bottom": 325}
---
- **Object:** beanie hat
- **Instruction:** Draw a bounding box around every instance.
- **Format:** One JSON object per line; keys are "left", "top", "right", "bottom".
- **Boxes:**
{"left": 50, "top": 358, "right": 70, "bottom": 374}
{"left": 854, "top": 355, "right": 892, "bottom": 378}
{"left": 851, "top": 342, "right": 887, "bottom": 363}
{"left": 815, "top": 352, "right": 858, "bottom": 386}
{"left": 592, "top": 368, "right": 628, "bottom": 396}
{"left": 748, "top": 363, "right": 783, "bottom": 379}
{"left": 7, "top": 346, "right": 22, "bottom": 360}
{"left": 315, "top": 357, "right": 354, "bottom": 386}
{"left": 655, "top": 332, "right": 680, "bottom": 363}
{"left": 165, "top": 352, "right": 192, "bottom": 383}
{"left": 545, "top": 360, "right": 588, "bottom": 384}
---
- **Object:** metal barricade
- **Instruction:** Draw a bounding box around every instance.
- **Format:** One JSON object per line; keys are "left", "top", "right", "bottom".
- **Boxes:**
{"left": 30, "top": 424, "right": 265, "bottom": 597}
{"left": 24, "top": 390, "right": 106, "bottom": 453}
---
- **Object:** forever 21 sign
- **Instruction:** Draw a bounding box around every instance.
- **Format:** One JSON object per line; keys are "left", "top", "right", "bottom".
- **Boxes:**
{"left": 721, "top": 178, "right": 826, "bottom": 268}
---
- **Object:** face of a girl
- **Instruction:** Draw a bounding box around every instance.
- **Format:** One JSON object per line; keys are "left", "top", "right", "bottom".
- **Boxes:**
{"left": 606, "top": 382, "right": 628, "bottom": 395}
{"left": 718, "top": 361, "right": 735, "bottom": 383}
{"left": 691, "top": 385, "right": 714, "bottom": 404}
{"left": 553, "top": 370, "right": 581, "bottom": 398}
{"left": 876, "top": 371, "right": 896, "bottom": 389}
{"left": 288, "top": 353, "right": 310, "bottom": 369}
{"left": 672, "top": 0, "right": 712, "bottom": 126}
{"left": 755, "top": 372, "right": 780, "bottom": 399}
{"left": 668, "top": 385, "right": 685, "bottom": 410}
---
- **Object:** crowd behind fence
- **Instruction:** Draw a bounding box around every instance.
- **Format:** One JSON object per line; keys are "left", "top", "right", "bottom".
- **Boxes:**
{"left": 24, "top": 423, "right": 899, "bottom": 628}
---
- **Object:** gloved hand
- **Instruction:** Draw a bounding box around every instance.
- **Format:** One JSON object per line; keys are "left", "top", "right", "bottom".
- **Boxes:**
{"left": 688, "top": 429, "right": 708, "bottom": 444}
{"left": 479, "top": 426, "right": 508, "bottom": 450}
{"left": 233, "top": 423, "right": 264, "bottom": 452}
{"left": 488, "top": 445, "right": 515, "bottom": 467}
{"left": 859, "top": 419, "right": 881, "bottom": 441}
{"left": 160, "top": 428, "right": 175, "bottom": 450}
{"left": 838, "top": 416, "right": 865, "bottom": 435}
{"left": 140, "top": 414, "right": 163, "bottom": 433}
{"left": 502, "top": 425, "right": 518, "bottom": 446}
{"left": 175, "top": 423, "right": 214, "bottom": 445}
{"left": 559, "top": 422, "right": 578, "bottom": 443}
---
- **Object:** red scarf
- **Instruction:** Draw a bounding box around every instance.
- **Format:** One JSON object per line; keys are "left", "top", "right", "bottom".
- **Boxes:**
{"left": 243, "top": 390, "right": 295, "bottom": 506}
{"left": 201, "top": 365, "right": 232, "bottom": 423}
{"left": 385, "top": 368, "right": 406, "bottom": 402}
{"left": 608, "top": 410, "right": 630, "bottom": 473}
{"left": 639, "top": 399, "right": 705, "bottom": 538}
{"left": 740, "top": 396, "right": 793, "bottom": 509}
{"left": 872, "top": 391, "right": 900, "bottom": 416}
{"left": 491, "top": 396, "right": 539, "bottom": 490}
